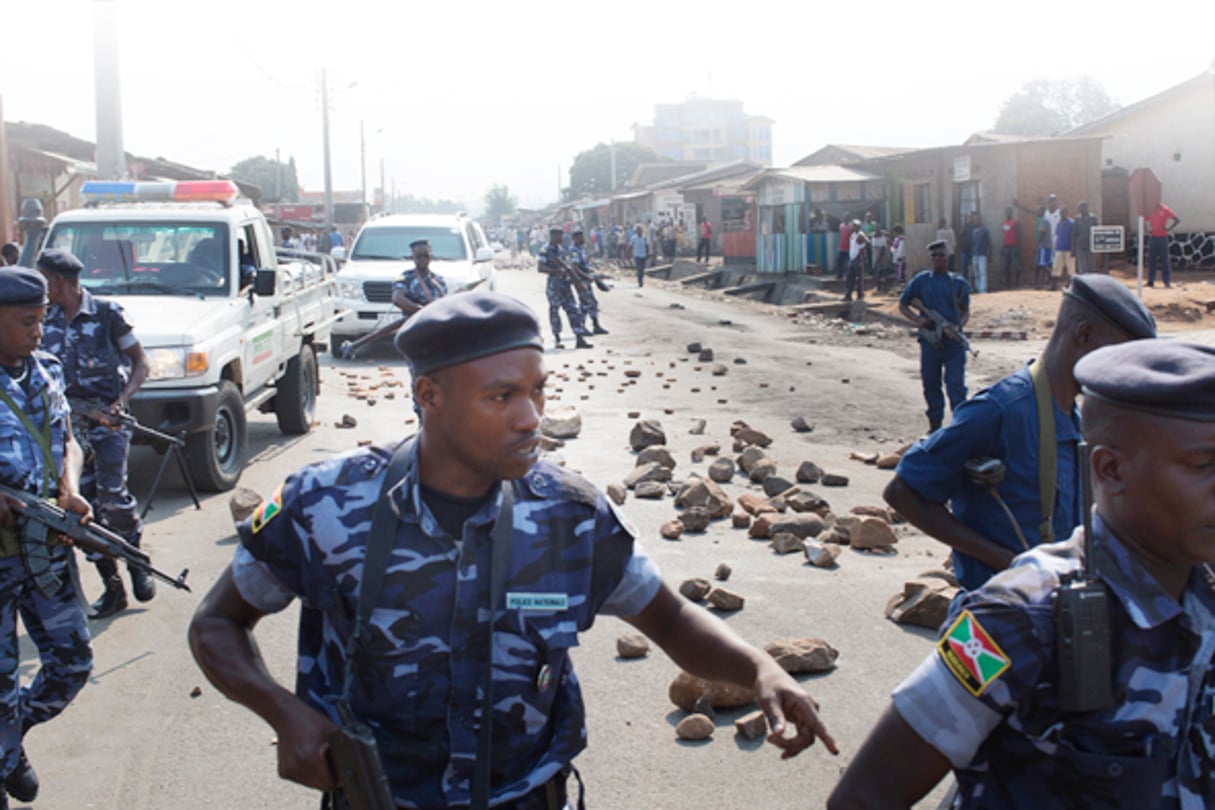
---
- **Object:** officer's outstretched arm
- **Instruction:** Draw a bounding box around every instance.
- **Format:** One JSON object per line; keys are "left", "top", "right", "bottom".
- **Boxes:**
{"left": 884, "top": 475, "right": 1016, "bottom": 572}
{"left": 188, "top": 565, "right": 339, "bottom": 792}
{"left": 625, "top": 582, "right": 837, "bottom": 759}
{"left": 827, "top": 705, "right": 951, "bottom": 810}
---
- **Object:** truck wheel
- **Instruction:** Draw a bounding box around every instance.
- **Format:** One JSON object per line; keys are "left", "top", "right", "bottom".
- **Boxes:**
{"left": 276, "top": 346, "right": 317, "bottom": 435}
{"left": 186, "top": 381, "right": 247, "bottom": 492}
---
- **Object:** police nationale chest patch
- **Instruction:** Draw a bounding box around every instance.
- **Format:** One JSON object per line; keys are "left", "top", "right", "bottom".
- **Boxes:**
{"left": 937, "top": 610, "right": 1012, "bottom": 696}
{"left": 251, "top": 484, "right": 284, "bottom": 534}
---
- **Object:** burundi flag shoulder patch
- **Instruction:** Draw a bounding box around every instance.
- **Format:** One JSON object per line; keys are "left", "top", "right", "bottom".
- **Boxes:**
{"left": 937, "top": 610, "right": 1012, "bottom": 696}
{"left": 251, "top": 484, "right": 284, "bottom": 534}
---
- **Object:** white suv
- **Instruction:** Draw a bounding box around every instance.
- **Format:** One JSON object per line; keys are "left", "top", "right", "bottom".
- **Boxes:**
{"left": 332, "top": 212, "right": 496, "bottom": 345}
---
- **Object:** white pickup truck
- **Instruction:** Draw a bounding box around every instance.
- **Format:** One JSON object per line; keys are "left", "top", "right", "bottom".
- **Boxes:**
{"left": 41, "top": 180, "right": 342, "bottom": 491}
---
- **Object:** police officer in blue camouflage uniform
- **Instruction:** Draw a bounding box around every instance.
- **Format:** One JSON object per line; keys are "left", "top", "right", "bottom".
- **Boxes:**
{"left": 0, "top": 266, "right": 94, "bottom": 808}
{"left": 886, "top": 275, "right": 1156, "bottom": 591}
{"left": 538, "top": 228, "right": 592, "bottom": 350}
{"left": 38, "top": 248, "right": 153, "bottom": 619}
{"left": 831, "top": 339, "right": 1215, "bottom": 810}
{"left": 899, "top": 240, "right": 972, "bottom": 433}
{"left": 568, "top": 231, "right": 608, "bottom": 336}
{"left": 391, "top": 239, "right": 448, "bottom": 317}
{"left": 189, "top": 291, "right": 835, "bottom": 809}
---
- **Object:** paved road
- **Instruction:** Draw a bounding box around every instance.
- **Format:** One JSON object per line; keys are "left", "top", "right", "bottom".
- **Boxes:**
{"left": 26, "top": 266, "right": 1092, "bottom": 809}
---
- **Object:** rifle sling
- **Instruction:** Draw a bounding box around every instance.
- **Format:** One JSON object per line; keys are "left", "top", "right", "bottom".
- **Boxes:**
{"left": 1029, "top": 356, "right": 1057, "bottom": 544}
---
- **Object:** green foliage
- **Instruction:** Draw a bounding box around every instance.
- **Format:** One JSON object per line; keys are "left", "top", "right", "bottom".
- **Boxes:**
{"left": 993, "top": 77, "right": 1120, "bottom": 136}
{"left": 566, "top": 142, "right": 665, "bottom": 200}
{"left": 483, "top": 184, "right": 518, "bottom": 224}
{"left": 229, "top": 155, "right": 300, "bottom": 202}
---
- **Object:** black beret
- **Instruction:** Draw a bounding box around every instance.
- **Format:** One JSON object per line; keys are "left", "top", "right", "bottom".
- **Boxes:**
{"left": 549, "top": 227, "right": 564, "bottom": 235}
{"left": 927, "top": 240, "right": 948, "bottom": 252}
{"left": 572, "top": 229, "right": 584, "bottom": 237}
{"left": 1063, "top": 275, "right": 1156, "bottom": 339}
{"left": 36, "top": 248, "right": 84, "bottom": 276}
{"left": 1076, "top": 340, "right": 1215, "bottom": 422}
{"left": 394, "top": 291, "right": 543, "bottom": 375}
{"left": 409, "top": 240, "right": 430, "bottom": 250}
{"left": 0, "top": 266, "right": 49, "bottom": 307}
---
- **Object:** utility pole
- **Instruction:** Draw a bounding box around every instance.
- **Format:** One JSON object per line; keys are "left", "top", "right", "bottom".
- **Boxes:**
{"left": 321, "top": 68, "right": 334, "bottom": 231}
{"left": 93, "top": 0, "right": 127, "bottom": 180}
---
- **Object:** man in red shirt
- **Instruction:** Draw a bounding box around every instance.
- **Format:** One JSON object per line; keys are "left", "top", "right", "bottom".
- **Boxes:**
{"left": 1000, "top": 206, "right": 1020, "bottom": 289}
{"left": 1145, "top": 202, "right": 1180, "bottom": 287}
{"left": 836, "top": 217, "right": 853, "bottom": 279}
{"left": 696, "top": 218, "right": 713, "bottom": 262}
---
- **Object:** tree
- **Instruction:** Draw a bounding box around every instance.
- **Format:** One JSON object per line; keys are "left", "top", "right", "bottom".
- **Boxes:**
{"left": 566, "top": 142, "right": 665, "bottom": 200}
{"left": 993, "top": 77, "right": 1120, "bottom": 136}
{"left": 483, "top": 184, "right": 518, "bottom": 224}
{"left": 229, "top": 155, "right": 300, "bottom": 202}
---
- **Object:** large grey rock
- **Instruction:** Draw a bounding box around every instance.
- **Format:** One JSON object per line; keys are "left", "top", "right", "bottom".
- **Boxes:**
{"left": 679, "top": 578, "right": 712, "bottom": 601}
{"left": 637, "top": 445, "right": 677, "bottom": 469}
{"left": 680, "top": 506, "right": 712, "bottom": 533}
{"left": 673, "top": 477, "right": 732, "bottom": 519}
{"left": 886, "top": 578, "right": 958, "bottom": 629}
{"left": 540, "top": 405, "right": 582, "bottom": 439}
{"left": 786, "top": 491, "right": 830, "bottom": 514}
{"left": 734, "top": 427, "right": 773, "bottom": 448}
{"left": 804, "top": 540, "right": 842, "bottom": 568}
{"left": 229, "top": 487, "right": 263, "bottom": 523}
{"left": 762, "top": 475, "right": 795, "bottom": 497}
{"left": 624, "top": 462, "right": 672, "bottom": 489}
{"left": 629, "top": 419, "right": 667, "bottom": 451}
{"left": 749, "top": 461, "right": 778, "bottom": 483}
{"left": 764, "top": 638, "right": 840, "bottom": 674}
{"left": 850, "top": 516, "right": 899, "bottom": 550}
{"left": 821, "top": 472, "right": 850, "bottom": 487}
{"left": 770, "top": 532, "right": 805, "bottom": 555}
{"left": 606, "top": 482, "right": 627, "bottom": 505}
{"left": 707, "top": 588, "right": 745, "bottom": 611}
{"left": 767, "top": 513, "right": 826, "bottom": 539}
{"left": 634, "top": 481, "right": 666, "bottom": 499}
{"left": 738, "top": 446, "right": 768, "bottom": 474}
{"left": 795, "top": 461, "right": 824, "bottom": 484}
{"left": 708, "top": 457, "right": 735, "bottom": 483}
{"left": 790, "top": 416, "right": 814, "bottom": 433}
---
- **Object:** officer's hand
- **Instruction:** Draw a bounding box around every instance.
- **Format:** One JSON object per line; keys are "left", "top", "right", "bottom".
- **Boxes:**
{"left": 90, "top": 408, "right": 118, "bottom": 430}
{"left": 275, "top": 705, "right": 341, "bottom": 792}
{"left": 754, "top": 661, "right": 838, "bottom": 759}
{"left": 0, "top": 493, "right": 23, "bottom": 529}
{"left": 58, "top": 490, "right": 93, "bottom": 525}
{"left": 918, "top": 317, "right": 934, "bottom": 330}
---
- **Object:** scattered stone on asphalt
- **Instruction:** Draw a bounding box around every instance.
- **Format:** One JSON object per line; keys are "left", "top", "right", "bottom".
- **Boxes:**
{"left": 357, "top": 439, "right": 373, "bottom": 447}
{"left": 637, "top": 446, "right": 677, "bottom": 469}
{"left": 762, "top": 475, "right": 795, "bottom": 497}
{"left": 679, "top": 506, "right": 712, "bottom": 533}
{"left": 688, "top": 419, "right": 707, "bottom": 435}
{"left": 791, "top": 416, "right": 814, "bottom": 433}
{"left": 734, "top": 427, "right": 773, "bottom": 448}
{"left": 679, "top": 578, "right": 712, "bottom": 602}
{"left": 624, "top": 462, "right": 673, "bottom": 489}
{"left": 804, "top": 540, "right": 843, "bottom": 568}
{"left": 673, "top": 478, "right": 733, "bottom": 518}
{"left": 627, "top": 410, "right": 641, "bottom": 418}
{"left": 820, "top": 472, "right": 850, "bottom": 487}
{"left": 735, "top": 710, "right": 768, "bottom": 741}
{"left": 847, "top": 516, "right": 900, "bottom": 550}
{"left": 539, "top": 435, "right": 564, "bottom": 451}
{"left": 708, "top": 457, "right": 735, "bottom": 483}
{"left": 736, "top": 493, "right": 774, "bottom": 516}
{"left": 770, "top": 532, "right": 805, "bottom": 555}
{"left": 886, "top": 575, "right": 959, "bottom": 628}
{"left": 737, "top": 446, "right": 768, "bottom": 474}
{"left": 335, "top": 414, "right": 358, "bottom": 429}
{"left": 711, "top": 364, "right": 728, "bottom": 376}
{"left": 714, "top": 562, "right": 732, "bottom": 581}
{"left": 629, "top": 419, "right": 667, "bottom": 451}
{"left": 606, "top": 483, "right": 627, "bottom": 505}
{"left": 707, "top": 588, "right": 745, "bottom": 611}
{"left": 686, "top": 342, "right": 702, "bottom": 354}
{"left": 749, "top": 461, "right": 778, "bottom": 483}
{"left": 624, "top": 369, "right": 641, "bottom": 378}
{"left": 849, "top": 450, "right": 880, "bottom": 465}
{"left": 698, "top": 348, "right": 715, "bottom": 362}
{"left": 786, "top": 491, "right": 830, "bottom": 515}
{"left": 540, "top": 405, "right": 582, "bottom": 439}
{"left": 676, "top": 714, "right": 715, "bottom": 741}
{"left": 851, "top": 505, "right": 895, "bottom": 522}
{"left": 616, "top": 634, "right": 651, "bottom": 658}
{"left": 765, "top": 512, "right": 827, "bottom": 539}
{"left": 692, "top": 694, "right": 715, "bottom": 719}
{"left": 731, "top": 510, "right": 752, "bottom": 529}
{"left": 764, "top": 638, "right": 840, "bottom": 674}
{"left": 228, "top": 487, "right": 262, "bottom": 523}
{"left": 660, "top": 519, "right": 685, "bottom": 539}
{"left": 634, "top": 481, "right": 666, "bottom": 499}
{"left": 795, "top": 461, "right": 824, "bottom": 483}
{"left": 733, "top": 357, "right": 747, "bottom": 365}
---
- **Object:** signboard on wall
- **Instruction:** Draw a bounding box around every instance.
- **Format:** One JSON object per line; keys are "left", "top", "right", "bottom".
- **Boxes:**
{"left": 1091, "top": 225, "right": 1125, "bottom": 253}
{"left": 953, "top": 155, "right": 971, "bottom": 183}
{"left": 721, "top": 196, "right": 752, "bottom": 232}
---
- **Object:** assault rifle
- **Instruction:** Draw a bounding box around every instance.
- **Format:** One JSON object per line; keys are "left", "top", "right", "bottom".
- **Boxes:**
{"left": 84, "top": 406, "right": 202, "bottom": 518}
{"left": 338, "top": 276, "right": 489, "bottom": 360}
{"left": 0, "top": 482, "right": 191, "bottom": 593}
{"left": 909, "top": 297, "right": 977, "bottom": 358}
{"left": 325, "top": 703, "right": 395, "bottom": 810}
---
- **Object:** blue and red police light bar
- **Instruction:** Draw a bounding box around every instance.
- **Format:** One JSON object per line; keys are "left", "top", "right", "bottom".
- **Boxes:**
{"left": 81, "top": 180, "right": 239, "bottom": 203}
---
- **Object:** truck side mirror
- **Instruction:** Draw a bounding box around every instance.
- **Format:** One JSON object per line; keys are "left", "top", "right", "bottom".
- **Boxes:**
{"left": 474, "top": 246, "right": 494, "bottom": 263}
{"left": 255, "top": 269, "right": 277, "bottom": 296}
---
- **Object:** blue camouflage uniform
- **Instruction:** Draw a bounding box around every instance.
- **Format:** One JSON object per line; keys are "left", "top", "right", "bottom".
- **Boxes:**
{"left": 567, "top": 244, "right": 599, "bottom": 324}
{"left": 231, "top": 440, "right": 661, "bottom": 808}
{"left": 41, "top": 290, "right": 142, "bottom": 548}
{"left": 538, "top": 242, "right": 588, "bottom": 340}
{"left": 892, "top": 514, "right": 1215, "bottom": 808}
{"left": 894, "top": 363, "right": 1082, "bottom": 590}
{"left": 392, "top": 269, "right": 447, "bottom": 309}
{"left": 900, "top": 269, "right": 971, "bottom": 425}
{"left": 0, "top": 352, "right": 92, "bottom": 777}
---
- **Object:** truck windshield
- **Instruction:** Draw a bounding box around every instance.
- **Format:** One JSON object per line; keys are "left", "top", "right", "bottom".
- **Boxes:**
{"left": 44, "top": 222, "right": 232, "bottom": 296}
{"left": 350, "top": 227, "right": 467, "bottom": 262}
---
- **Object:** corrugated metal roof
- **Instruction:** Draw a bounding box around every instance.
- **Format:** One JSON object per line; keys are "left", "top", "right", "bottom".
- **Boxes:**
{"left": 741, "top": 165, "right": 881, "bottom": 189}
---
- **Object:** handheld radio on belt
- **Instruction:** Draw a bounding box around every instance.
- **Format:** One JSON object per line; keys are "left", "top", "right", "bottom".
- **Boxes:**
{"left": 1053, "top": 441, "right": 1113, "bottom": 713}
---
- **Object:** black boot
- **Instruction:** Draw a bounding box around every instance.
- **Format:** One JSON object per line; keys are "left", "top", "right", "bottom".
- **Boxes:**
{"left": 592, "top": 322, "right": 609, "bottom": 335}
{"left": 90, "top": 559, "right": 128, "bottom": 620}
{"left": 928, "top": 417, "right": 943, "bottom": 434}
{"left": 553, "top": 336, "right": 564, "bottom": 349}
{"left": 575, "top": 335, "right": 593, "bottom": 349}
{"left": 4, "top": 746, "right": 38, "bottom": 802}
{"left": 129, "top": 563, "right": 156, "bottom": 603}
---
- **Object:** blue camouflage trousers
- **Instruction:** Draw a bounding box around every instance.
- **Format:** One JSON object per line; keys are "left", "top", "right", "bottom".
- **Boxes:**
{"left": 546, "top": 276, "right": 587, "bottom": 338}
{"left": 79, "top": 424, "right": 142, "bottom": 551}
{"left": 574, "top": 281, "right": 599, "bottom": 324}
{"left": 919, "top": 339, "right": 968, "bottom": 424}
{"left": 0, "top": 552, "right": 92, "bottom": 775}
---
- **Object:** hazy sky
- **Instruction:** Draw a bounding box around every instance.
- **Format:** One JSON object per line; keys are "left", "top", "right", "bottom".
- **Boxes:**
{"left": 3, "top": 0, "right": 1213, "bottom": 213}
